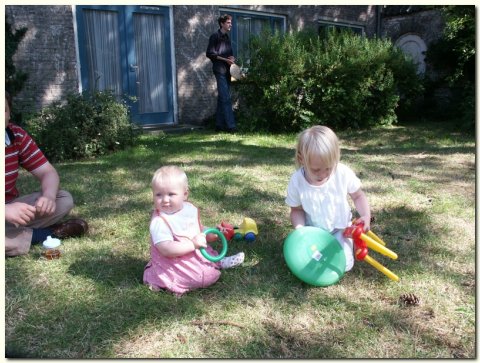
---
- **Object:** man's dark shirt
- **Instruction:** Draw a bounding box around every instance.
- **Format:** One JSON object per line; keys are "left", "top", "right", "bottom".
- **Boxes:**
{"left": 206, "top": 29, "right": 233, "bottom": 75}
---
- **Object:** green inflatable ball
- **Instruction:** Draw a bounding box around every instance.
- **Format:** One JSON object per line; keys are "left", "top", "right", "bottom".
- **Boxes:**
{"left": 283, "top": 226, "right": 346, "bottom": 286}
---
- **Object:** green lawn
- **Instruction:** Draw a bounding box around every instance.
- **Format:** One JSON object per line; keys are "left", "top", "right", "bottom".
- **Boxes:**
{"left": 5, "top": 122, "right": 475, "bottom": 358}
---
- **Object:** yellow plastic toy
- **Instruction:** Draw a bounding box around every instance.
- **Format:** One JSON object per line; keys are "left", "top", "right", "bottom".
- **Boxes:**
{"left": 234, "top": 218, "right": 258, "bottom": 242}
{"left": 343, "top": 221, "right": 400, "bottom": 282}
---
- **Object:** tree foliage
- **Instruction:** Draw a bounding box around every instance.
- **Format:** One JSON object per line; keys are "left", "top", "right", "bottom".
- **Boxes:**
{"left": 6, "top": 20, "right": 28, "bottom": 96}
{"left": 424, "top": 6, "right": 475, "bottom": 130}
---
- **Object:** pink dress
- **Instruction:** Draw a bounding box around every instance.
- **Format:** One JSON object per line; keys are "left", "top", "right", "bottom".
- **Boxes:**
{"left": 143, "top": 203, "right": 221, "bottom": 295}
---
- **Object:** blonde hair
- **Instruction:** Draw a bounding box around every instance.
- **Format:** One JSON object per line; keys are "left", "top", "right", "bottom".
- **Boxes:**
{"left": 295, "top": 125, "right": 340, "bottom": 172}
{"left": 151, "top": 165, "right": 189, "bottom": 191}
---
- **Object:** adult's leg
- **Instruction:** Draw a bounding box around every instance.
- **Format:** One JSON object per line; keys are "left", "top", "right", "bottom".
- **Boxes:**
{"left": 214, "top": 72, "right": 236, "bottom": 130}
{"left": 224, "top": 75, "right": 236, "bottom": 130}
{"left": 5, "top": 190, "right": 74, "bottom": 256}
{"left": 5, "top": 227, "right": 32, "bottom": 257}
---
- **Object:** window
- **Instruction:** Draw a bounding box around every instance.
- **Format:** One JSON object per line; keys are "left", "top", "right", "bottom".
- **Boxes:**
{"left": 318, "top": 21, "right": 364, "bottom": 37}
{"left": 221, "top": 9, "right": 286, "bottom": 67}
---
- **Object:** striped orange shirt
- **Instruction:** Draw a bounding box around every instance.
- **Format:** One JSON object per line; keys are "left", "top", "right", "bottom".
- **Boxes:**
{"left": 5, "top": 124, "right": 48, "bottom": 203}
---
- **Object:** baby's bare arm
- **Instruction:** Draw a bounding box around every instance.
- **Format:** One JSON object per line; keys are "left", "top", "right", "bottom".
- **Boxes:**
{"left": 290, "top": 206, "right": 306, "bottom": 229}
{"left": 155, "top": 239, "right": 196, "bottom": 258}
{"left": 350, "top": 188, "right": 371, "bottom": 231}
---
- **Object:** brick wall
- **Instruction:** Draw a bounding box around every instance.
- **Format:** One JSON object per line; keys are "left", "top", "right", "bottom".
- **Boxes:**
{"left": 381, "top": 9, "right": 444, "bottom": 78}
{"left": 6, "top": 5, "right": 79, "bottom": 115}
{"left": 381, "top": 9, "right": 444, "bottom": 47}
{"left": 172, "top": 6, "right": 219, "bottom": 125}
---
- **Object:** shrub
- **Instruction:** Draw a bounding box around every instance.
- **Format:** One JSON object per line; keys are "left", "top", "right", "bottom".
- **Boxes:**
{"left": 24, "top": 91, "right": 136, "bottom": 161}
{"left": 236, "top": 29, "right": 422, "bottom": 132}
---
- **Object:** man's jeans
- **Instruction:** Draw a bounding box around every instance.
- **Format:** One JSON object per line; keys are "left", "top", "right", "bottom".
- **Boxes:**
{"left": 214, "top": 72, "right": 236, "bottom": 130}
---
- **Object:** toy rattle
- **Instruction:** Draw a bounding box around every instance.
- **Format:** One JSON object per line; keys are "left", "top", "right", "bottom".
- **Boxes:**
{"left": 200, "top": 228, "right": 228, "bottom": 263}
{"left": 217, "top": 218, "right": 258, "bottom": 243}
{"left": 343, "top": 220, "right": 400, "bottom": 282}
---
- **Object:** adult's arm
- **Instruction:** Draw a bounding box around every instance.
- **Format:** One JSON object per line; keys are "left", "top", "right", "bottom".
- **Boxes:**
{"left": 30, "top": 162, "right": 60, "bottom": 216}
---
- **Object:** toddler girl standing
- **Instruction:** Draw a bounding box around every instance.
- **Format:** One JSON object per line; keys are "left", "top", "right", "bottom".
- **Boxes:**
{"left": 285, "top": 125, "right": 371, "bottom": 272}
{"left": 143, "top": 165, "right": 244, "bottom": 296}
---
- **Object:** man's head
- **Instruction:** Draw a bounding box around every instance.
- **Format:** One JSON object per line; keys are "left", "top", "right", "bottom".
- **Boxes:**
{"left": 218, "top": 14, "right": 232, "bottom": 33}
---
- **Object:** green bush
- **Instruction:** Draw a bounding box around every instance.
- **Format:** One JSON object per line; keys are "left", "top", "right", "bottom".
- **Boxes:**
{"left": 24, "top": 91, "right": 136, "bottom": 161}
{"left": 236, "top": 29, "right": 422, "bottom": 132}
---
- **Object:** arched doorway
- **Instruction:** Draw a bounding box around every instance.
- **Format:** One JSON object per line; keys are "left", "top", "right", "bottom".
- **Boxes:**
{"left": 395, "top": 34, "right": 427, "bottom": 74}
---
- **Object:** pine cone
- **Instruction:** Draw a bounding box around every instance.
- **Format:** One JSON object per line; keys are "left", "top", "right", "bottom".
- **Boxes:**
{"left": 399, "top": 293, "right": 420, "bottom": 306}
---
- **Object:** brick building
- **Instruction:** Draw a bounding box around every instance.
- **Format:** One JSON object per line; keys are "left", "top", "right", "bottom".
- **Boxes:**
{"left": 5, "top": 5, "right": 443, "bottom": 129}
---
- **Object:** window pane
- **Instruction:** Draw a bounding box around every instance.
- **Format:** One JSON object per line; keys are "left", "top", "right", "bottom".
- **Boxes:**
{"left": 84, "top": 9, "right": 122, "bottom": 94}
{"left": 318, "top": 22, "right": 364, "bottom": 37}
{"left": 133, "top": 13, "right": 168, "bottom": 113}
{"left": 234, "top": 13, "right": 284, "bottom": 66}
{"left": 237, "top": 16, "right": 251, "bottom": 63}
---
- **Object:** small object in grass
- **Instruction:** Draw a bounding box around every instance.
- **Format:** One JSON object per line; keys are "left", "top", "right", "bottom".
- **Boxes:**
{"left": 399, "top": 293, "right": 420, "bottom": 306}
{"left": 41, "top": 236, "right": 62, "bottom": 260}
{"left": 42, "top": 249, "right": 61, "bottom": 259}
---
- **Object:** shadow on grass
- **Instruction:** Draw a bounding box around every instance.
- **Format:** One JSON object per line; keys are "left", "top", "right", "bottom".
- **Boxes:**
{"left": 7, "top": 127, "right": 475, "bottom": 358}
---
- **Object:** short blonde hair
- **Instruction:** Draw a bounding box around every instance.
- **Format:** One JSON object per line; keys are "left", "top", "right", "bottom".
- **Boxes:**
{"left": 295, "top": 125, "right": 340, "bottom": 172}
{"left": 151, "top": 165, "right": 189, "bottom": 191}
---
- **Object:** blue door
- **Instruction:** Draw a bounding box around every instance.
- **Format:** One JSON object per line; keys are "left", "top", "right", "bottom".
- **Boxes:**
{"left": 76, "top": 5, "right": 175, "bottom": 126}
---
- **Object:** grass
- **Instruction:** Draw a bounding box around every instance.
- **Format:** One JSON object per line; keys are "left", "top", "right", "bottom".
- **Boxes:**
{"left": 5, "top": 121, "right": 475, "bottom": 358}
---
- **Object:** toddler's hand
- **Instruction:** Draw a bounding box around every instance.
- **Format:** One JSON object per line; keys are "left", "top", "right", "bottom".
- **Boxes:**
{"left": 355, "top": 216, "right": 371, "bottom": 232}
{"left": 192, "top": 233, "right": 207, "bottom": 249}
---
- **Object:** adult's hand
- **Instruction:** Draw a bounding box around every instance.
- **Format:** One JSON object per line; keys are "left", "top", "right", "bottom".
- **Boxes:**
{"left": 35, "top": 195, "right": 56, "bottom": 217}
{"left": 31, "top": 161, "right": 59, "bottom": 216}
{"left": 5, "top": 202, "right": 37, "bottom": 226}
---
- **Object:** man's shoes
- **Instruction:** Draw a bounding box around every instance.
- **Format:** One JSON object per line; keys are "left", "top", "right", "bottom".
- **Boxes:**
{"left": 50, "top": 218, "right": 89, "bottom": 239}
{"left": 227, "top": 127, "right": 237, "bottom": 133}
{"left": 215, "top": 126, "right": 225, "bottom": 132}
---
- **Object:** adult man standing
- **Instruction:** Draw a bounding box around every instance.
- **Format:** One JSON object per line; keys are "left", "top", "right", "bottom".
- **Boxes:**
{"left": 5, "top": 91, "right": 88, "bottom": 257}
{"left": 206, "top": 14, "right": 237, "bottom": 133}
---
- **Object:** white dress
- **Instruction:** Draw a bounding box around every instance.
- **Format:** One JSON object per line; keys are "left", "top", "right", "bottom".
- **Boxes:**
{"left": 285, "top": 163, "right": 362, "bottom": 271}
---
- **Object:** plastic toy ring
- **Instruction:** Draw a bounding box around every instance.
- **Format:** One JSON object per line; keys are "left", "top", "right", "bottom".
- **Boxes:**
{"left": 200, "top": 228, "right": 228, "bottom": 262}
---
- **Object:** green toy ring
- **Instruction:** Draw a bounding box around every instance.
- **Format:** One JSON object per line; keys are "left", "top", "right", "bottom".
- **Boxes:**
{"left": 200, "top": 228, "right": 228, "bottom": 262}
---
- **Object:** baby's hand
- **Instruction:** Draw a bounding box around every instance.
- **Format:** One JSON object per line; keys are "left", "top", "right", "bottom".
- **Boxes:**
{"left": 206, "top": 232, "right": 219, "bottom": 243}
{"left": 355, "top": 216, "right": 371, "bottom": 232}
{"left": 192, "top": 233, "right": 207, "bottom": 249}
